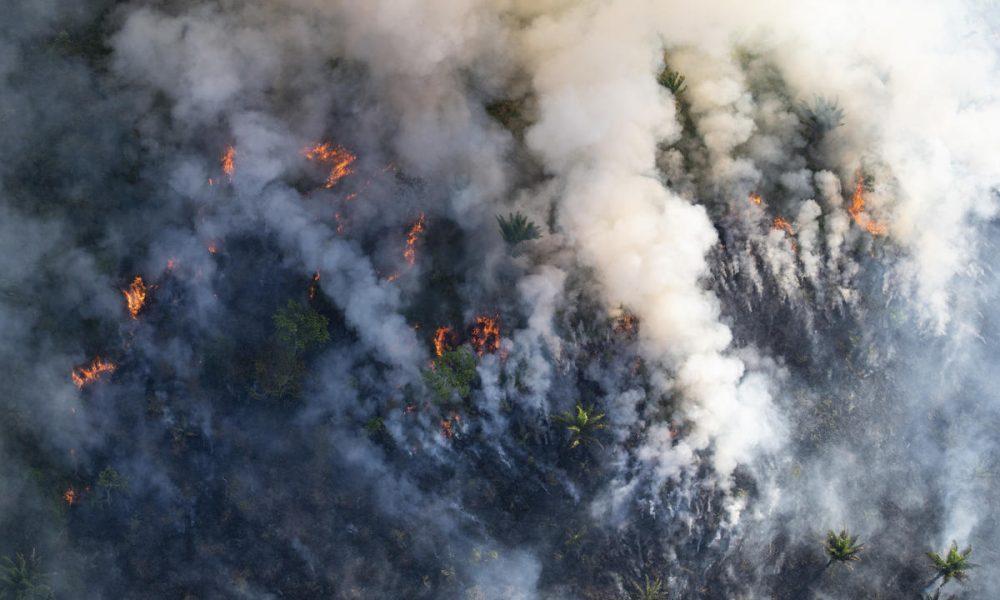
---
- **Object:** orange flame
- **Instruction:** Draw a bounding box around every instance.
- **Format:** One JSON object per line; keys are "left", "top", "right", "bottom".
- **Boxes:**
{"left": 849, "top": 176, "right": 887, "bottom": 236}
{"left": 433, "top": 326, "right": 454, "bottom": 357}
{"left": 404, "top": 214, "right": 426, "bottom": 266}
{"left": 470, "top": 315, "right": 501, "bottom": 356}
{"left": 303, "top": 143, "right": 357, "bottom": 188}
{"left": 440, "top": 413, "right": 461, "bottom": 439}
{"left": 207, "top": 242, "right": 219, "bottom": 254}
{"left": 772, "top": 216, "right": 794, "bottom": 237}
{"left": 122, "top": 276, "right": 148, "bottom": 319}
{"left": 749, "top": 192, "right": 763, "bottom": 205}
{"left": 72, "top": 357, "right": 116, "bottom": 389}
{"left": 63, "top": 487, "right": 77, "bottom": 505}
{"left": 222, "top": 145, "right": 236, "bottom": 181}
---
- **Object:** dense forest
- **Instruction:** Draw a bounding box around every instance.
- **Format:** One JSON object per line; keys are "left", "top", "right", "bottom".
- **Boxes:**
{"left": 1, "top": 1, "right": 999, "bottom": 598}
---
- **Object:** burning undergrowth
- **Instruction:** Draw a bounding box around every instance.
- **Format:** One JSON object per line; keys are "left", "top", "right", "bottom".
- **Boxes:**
{"left": 0, "top": 1, "right": 999, "bottom": 599}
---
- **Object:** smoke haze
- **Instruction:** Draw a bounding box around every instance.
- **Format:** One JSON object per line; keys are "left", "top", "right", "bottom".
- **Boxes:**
{"left": 1, "top": 0, "right": 998, "bottom": 598}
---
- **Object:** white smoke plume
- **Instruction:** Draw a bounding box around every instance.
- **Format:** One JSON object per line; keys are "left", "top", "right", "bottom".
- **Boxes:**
{"left": 0, "top": 0, "right": 998, "bottom": 598}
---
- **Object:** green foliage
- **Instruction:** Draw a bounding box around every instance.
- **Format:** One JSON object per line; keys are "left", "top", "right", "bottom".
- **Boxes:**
{"left": 824, "top": 529, "right": 864, "bottom": 566}
{"left": 423, "top": 347, "right": 477, "bottom": 403}
{"left": 496, "top": 212, "right": 541, "bottom": 245}
{"left": 657, "top": 69, "right": 687, "bottom": 96}
{"left": 927, "top": 541, "right": 975, "bottom": 585}
{"left": 253, "top": 301, "right": 330, "bottom": 403}
{"left": 0, "top": 550, "right": 52, "bottom": 600}
{"left": 364, "top": 416, "right": 385, "bottom": 435}
{"left": 630, "top": 575, "right": 667, "bottom": 599}
{"left": 556, "top": 404, "right": 606, "bottom": 449}
{"left": 97, "top": 466, "right": 129, "bottom": 504}
{"left": 273, "top": 300, "right": 330, "bottom": 353}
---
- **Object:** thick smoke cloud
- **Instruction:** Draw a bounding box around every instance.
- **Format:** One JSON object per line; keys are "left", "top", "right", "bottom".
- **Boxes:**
{"left": 1, "top": 0, "right": 998, "bottom": 598}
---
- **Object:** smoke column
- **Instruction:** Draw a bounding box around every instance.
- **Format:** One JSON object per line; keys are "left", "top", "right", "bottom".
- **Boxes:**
{"left": 0, "top": 0, "right": 998, "bottom": 597}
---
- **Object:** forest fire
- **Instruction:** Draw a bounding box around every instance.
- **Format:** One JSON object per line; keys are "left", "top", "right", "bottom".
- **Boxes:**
{"left": 849, "top": 178, "right": 888, "bottom": 236}
{"left": 470, "top": 315, "right": 501, "bottom": 356}
{"left": 433, "top": 326, "right": 454, "bottom": 357}
{"left": 63, "top": 487, "right": 77, "bottom": 505}
{"left": 772, "top": 216, "right": 794, "bottom": 237}
{"left": 749, "top": 192, "right": 763, "bottom": 205}
{"left": 440, "top": 414, "right": 461, "bottom": 440}
{"left": 222, "top": 145, "right": 236, "bottom": 180}
{"left": 72, "top": 357, "right": 116, "bottom": 389}
{"left": 404, "top": 214, "right": 426, "bottom": 266}
{"left": 122, "top": 276, "right": 148, "bottom": 319}
{"left": 303, "top": 142, "right": 356, "bottom": 188}
{"left": 613, "top": 310, "right": 639, "bottom": 337}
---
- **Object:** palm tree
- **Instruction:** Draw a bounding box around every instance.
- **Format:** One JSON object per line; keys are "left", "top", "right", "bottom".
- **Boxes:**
{"left": 0, "top": 549, "right": 52, "bottom": 599}
{"left": 798, "top": 96, "right": 844, "bottom": 142}
{"left": 556, "top": 404, "right": 606, "bottom": 449}
{"left": 630, "top": 574, "right": 667, "bottom": 599}
{"left": 496, "top": 212, "right": 541, "bottom": 245}
{"left": 657, "top": 69, "right": 687, "bottom": 96}
{"left": 823, "top": 529, "right": 864, "bottom": 568}
{"left": 927, "top": 541, "right": 975, "bottom": 591}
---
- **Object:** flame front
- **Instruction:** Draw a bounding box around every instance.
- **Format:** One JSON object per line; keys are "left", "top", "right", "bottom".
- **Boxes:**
{"left": 304, "top": 143, "right": 357, "bottom": 188}
{"left": 748, "top": 192, "right": 763, "bottom": 205}
{"left": 72, "top": 357, "right": 116, "bottom": 389}
{"left": 772, "top": 216, "right": 794, "bottom": 237}
{"left": 122, "top": 276, "right": 148, "bottom": 319}
{"left": 849, "top": 177, "right": 887, "bottom": 236}
{"left": 404, "top": 214, "right": 426, "bottom": 266}
{"left": 433, "top": 326, "right": 454, "bottom": 357}
{"left": 470, "top": 315, "right": 501, "bottom": 356}
{"left": 222, "top": 145, "right": 236, "bottom": 181}
{"left": 63, "top": 487, "right": 77, "bottom": 505}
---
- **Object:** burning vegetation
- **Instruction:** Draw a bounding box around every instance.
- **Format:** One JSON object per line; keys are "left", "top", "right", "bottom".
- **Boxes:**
{"left": 403, "top": 214, "right": 426, "bottom": 266}
{"left": 849, "top": 175, "right": 888, "bottom": 236}
{"left": 71, "top": 358, "right": 116, "bottom": 389}
{"left": 470, "top": 315, "right": 501, "bottom": 356}
{"left": 433, "top": 326, "right": 455, "bottom": 357}
{"left": 303, "top": 142, "right": 356, "bottom": 188}
{"left": 222, "top": 145, "right": 236, "bottom": 181}
{"left": 122, "top": 276, "right": 148, "bottom": 319}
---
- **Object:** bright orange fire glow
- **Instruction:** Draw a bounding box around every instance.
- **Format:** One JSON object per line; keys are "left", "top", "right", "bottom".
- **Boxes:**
{"left": 749, "top": 192, "right": 763, "bottom": 205}
{"left": 222, "top": 145, "right": 236, "bottom": 181}
{"left": 404, "top": 214, "right": 426, "bottom": 266}
{"left": 72, "top": 357, "right": 116, "bottom": 389}
{"left": 433, "top": 326, "right": 454, "bottom": 357}
{"left": 470, "top": 315, "right": 501, "bottom": 356}
{"left": 849, "top": 177, "right": 888, "bottom": 236}
{"left": 63, "top": 487, "right": 77, "bottom": 505}
{"left": 303, "top": 143, "right": 357, "bottom": 188}
{"left": 122, "top": 276, "right": 148, "bottom": 319}
{"left": 772, "top": 216, "right": 794, "bottom": 237}
{"left": 207, "top": 242, "right": 219, "bottom": 254}
{"left": 440, "top": 413, "right": 461, "bottom": 439}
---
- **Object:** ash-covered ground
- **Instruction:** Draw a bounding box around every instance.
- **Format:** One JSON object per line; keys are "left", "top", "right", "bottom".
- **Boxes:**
{"left": 1, "top": 1, "right": 999, "bottom": 598}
